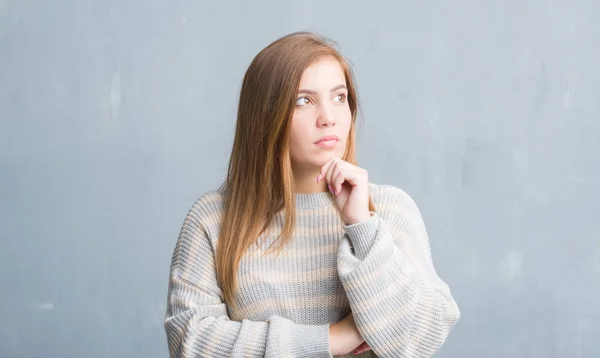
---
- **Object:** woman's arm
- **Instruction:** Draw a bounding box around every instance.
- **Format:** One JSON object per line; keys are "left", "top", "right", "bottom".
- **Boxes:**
{"left": 336, "top": 187, "right": 460, "bottom": 357}
{"left": 165, "top": 275, "right": 332, "bottom": 357}
{"left": 164, "top": 200, "right": 333, "bottom": 358}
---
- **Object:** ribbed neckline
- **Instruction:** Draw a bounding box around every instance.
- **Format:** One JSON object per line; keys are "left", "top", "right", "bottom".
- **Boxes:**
{"left": 295, "top": 190, "right": 334, "bottom": 210}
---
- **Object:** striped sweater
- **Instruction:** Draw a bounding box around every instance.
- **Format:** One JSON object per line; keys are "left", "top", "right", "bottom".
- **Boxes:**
{"left": 164, "top": 183, "right": 460, "bottom": 357}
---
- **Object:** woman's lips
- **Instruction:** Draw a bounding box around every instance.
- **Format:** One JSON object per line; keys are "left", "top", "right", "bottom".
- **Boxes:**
{"left": 315, "top": 139, "right": 339, "bottom": 148}
{"left": 315, "top": 135, "right": 339, "bottom": 148}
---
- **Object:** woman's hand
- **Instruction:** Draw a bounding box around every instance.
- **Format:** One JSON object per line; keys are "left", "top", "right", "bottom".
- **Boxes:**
{"left": 329, "top": 312, "right": 371, "bottom": 356}
{"left": 317, "top": 158, "right": 371, "bottom": 225}
{"left": 352, "top": 341, "right": 373, "bottom": 355}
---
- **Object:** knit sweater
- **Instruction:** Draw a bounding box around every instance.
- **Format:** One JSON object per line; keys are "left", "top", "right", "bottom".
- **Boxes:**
{"left": 164, "top": 183, "right": 460, "bottom": 357}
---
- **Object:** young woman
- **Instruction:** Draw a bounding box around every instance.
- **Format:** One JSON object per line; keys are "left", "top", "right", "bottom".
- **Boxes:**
{"left": 164, "top": 32, "right": 460, "bottom": 357}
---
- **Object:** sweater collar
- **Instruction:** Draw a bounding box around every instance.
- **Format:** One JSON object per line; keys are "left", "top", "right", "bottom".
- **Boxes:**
{"left": 295, "top": 190, "right": 334, "bottom": 209}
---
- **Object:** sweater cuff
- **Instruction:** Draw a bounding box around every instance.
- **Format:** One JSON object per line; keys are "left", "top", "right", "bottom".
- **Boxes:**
{"left": 343, "top": 212, "right": 379, "bottom": 260}
{"left": 289, "top": 323, "right": 333, "bottom": 357}
{"left": 268, "top": 316, "right": 333, "bottom": 357}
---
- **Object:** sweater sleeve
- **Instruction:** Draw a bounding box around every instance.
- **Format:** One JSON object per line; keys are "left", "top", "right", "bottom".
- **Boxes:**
{"left": 164, "top": 201, "right": 333, "bottom": 358}
{"left": 336, "top": 188, "right": 460, "bottom": 358}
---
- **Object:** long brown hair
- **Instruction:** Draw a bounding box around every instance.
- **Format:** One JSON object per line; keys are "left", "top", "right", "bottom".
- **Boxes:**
{"left": 216, "top": 31, "right": 375, "bottom": 306}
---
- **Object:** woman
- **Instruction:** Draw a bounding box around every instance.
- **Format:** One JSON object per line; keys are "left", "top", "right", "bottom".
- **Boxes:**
{"left": 164, "top": 31, "right": 460, "bottom": 357}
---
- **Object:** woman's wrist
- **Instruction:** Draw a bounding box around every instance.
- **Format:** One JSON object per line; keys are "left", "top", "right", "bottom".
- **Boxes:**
{"left": 343, "top": 211, "right": 372, "bottom": 225}
{"left": 328, "top": 323, "right": 338, "bottom": 355}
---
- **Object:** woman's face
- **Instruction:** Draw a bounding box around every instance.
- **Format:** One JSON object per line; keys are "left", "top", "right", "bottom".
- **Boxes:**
{"left": 288, "top": 56, "right": 352, "bottom": 173}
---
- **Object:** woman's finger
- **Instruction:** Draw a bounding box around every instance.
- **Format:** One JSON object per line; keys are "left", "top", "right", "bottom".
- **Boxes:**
{"left": 353, "top": 341, "right": 371, "bottom": 354}
{"left": 331, "top": 167, "right": 345, "bottom": 195}
{"left": 333, "top": 166, "right": 357, "bottom": 195}
{"left": 324, "top": 159, "right": 341, "bottom": 190}
{"left": 317, "top": 157, "right": 337, "bottom": 183}
{"left": 329, "top": 161, "right": 353, "bottom": 195}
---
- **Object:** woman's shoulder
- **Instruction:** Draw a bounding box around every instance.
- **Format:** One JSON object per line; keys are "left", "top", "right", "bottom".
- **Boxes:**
{"left": 182, "top": 188, "right": 227, "bottom": 233}
{"left": 191, "top": 188, "right": 226, "bottom": 212}
{"left": 368, "top": 182, "right": 425, "bottom": 223}
{"left": 368, "top": 182, "right": 426, "bottom": 233}
{"left": 368, "top": 182, "right": 417, "bottom": 208}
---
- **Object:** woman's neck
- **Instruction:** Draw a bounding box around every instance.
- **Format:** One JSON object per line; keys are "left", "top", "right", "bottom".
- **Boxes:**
{"left": 292, "top": 168, "right": 328, "bottom": 194}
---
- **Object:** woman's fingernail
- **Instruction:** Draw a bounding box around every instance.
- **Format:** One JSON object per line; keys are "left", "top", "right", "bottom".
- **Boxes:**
{"left": 328, "top": 184, "right": 333, "bottom": 193}
{"left": 317, "top": 173, "right": 322, "bottom": 182}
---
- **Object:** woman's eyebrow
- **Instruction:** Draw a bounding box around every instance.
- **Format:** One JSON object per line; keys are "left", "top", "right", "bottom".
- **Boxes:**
{"left": 297, "top": 84, "right": 348, "bottom": 95}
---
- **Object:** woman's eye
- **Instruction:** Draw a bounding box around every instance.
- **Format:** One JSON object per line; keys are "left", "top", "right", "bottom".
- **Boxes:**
{"left": 296, "top": 97, "right": 310, "bottom": 106}
{"left": 334, "top": 94, "right": 347, "bottom": 103}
